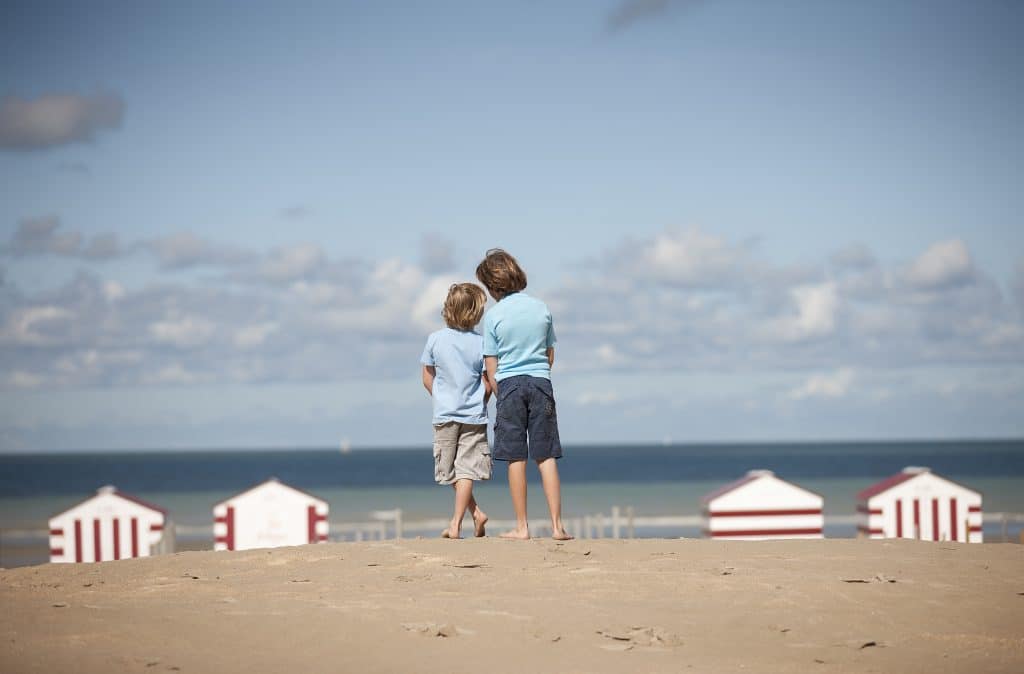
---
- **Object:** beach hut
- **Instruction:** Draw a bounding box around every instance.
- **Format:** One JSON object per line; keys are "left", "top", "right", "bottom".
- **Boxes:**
{"left": 856, "top": 466, "right": 982, "bottom": 542}
{"left": 702, "top": 469, "right": 824, "bottom": 540}
{"left": 213, "top": 477, "right": 329, "bottom": 551}
{"left": 48, "top": 486, "right": 172, "bottom": 564}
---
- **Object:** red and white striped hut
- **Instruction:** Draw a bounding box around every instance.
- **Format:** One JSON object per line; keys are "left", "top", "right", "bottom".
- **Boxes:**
{"left": 702, "top": 469, "right": 824, "bottom": 540}
{"left": 48, "top": 486, "right": 171, "bottom": 564}
{"left": 856, "top": 466, "right": 982, "bottom": 542}
{"left": 213, "top": 477, "right": 328, "bottom": 551}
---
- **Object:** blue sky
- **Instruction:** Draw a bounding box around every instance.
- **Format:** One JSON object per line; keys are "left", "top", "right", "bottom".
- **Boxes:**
{"left": 1, "top": 0, "right": 1022, "bottom": 451}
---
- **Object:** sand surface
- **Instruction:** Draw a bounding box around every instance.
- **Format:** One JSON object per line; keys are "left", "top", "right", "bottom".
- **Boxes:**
{"left": 2, "top": 538, "right": 1022, "bottom": 673}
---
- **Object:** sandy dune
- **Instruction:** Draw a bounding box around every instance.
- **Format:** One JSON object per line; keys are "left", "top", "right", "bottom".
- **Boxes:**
{"left": 2, "top": 538, "right": 1022, "bottom": 673}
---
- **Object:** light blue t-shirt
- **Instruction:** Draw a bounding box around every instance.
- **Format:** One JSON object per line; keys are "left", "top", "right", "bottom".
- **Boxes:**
{"left": 482, "top": 292, "right": 557, "bottom": 382}
{"left": 420, "top": 328, "right": 487, "bottom": 425}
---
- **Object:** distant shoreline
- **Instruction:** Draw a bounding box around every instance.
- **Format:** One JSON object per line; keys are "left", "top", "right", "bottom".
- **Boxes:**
{"left": 3, "top": 436, "right": 1024, "bottom": 456}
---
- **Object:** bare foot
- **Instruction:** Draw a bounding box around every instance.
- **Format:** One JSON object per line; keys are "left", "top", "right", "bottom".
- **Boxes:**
{"left": 473, "top": 512, "right": 488, "bottom": 538}
{"left": 442, "top": 525, "right": 462, "bottom": 539}
{"left": 551, "top": 529, "right": 574, "bottom": 541}
{"left": 499, "top": 527, "right": 530, "bottom": 540}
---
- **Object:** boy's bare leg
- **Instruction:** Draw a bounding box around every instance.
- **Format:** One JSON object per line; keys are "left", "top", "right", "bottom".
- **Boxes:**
{"left": 536, "top": 457, "right": 573, "bottom": 540}
{"left": 500, "top": 460, "right": 530, "bottom": 539}
{"left": 461, "top": 488, "right": 489, "bottom": 537}
{"left": 445, "top": 479, "right": 474, "bottom": 539}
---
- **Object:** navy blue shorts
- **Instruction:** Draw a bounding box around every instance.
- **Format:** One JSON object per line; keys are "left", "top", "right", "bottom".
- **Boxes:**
{"left": 493, "top": 375, "right": 562, "bottom": 462}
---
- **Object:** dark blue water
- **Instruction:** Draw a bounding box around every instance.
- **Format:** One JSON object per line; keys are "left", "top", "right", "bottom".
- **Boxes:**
{"left": 2, "top": 440, "right": 1022, "bottom": 498}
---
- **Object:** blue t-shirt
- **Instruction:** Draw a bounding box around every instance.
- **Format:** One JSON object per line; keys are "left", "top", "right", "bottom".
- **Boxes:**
{"left": 482, "top": 292, "right": 557, "bottom": 382}
{"left": 420, "top": 328, "right": 488, "bottom": 425}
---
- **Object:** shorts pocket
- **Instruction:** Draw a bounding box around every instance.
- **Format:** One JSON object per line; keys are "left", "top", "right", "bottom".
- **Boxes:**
{"left": 432, "top": 442, "right": 445, "bottom": 483}
{"left": 534, "top": 382, "right": 557, "bottom": 418}
{"left": 433, "top": 423, "right": 455, "bottom": 484}
{"left": 499, "top": 378, "right": 524, "bottom": 400}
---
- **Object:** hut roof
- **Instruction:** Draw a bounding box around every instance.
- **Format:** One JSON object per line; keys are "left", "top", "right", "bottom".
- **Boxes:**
{"left": 52, "top": 485, "right": 167, "bottom": 519}
{"left": 857, "top": 466, "right": 979, "bottom": 501}
{"left": 214, "top": 477, "right": 326, "bottom": 507}
{"left": 701, "top": 470, "right": 822, "bottom": 505}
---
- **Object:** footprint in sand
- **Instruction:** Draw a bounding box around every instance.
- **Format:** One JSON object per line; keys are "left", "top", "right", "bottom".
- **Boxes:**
{"left": 476, "top": 609, "right": 532, "bottom": 621}
{"left": 597, "top": 626, "right": 683, "bottom": 651}
{"left": 401, "top": 622, "right": 460, "bottom": 637}
{"left": 408, "top": 554, "right": 447, "bottom": 566}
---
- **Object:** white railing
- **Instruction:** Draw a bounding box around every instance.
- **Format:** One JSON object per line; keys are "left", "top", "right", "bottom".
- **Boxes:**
{"left": 4, "top": 510, "right": 1024, "bottom": 550}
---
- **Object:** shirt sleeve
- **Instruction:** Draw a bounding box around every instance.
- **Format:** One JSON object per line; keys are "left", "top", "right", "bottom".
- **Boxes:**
{"left": 419, "top": 334, "right": 435, "bottom": 366}
{"left": 482, "top": 311, "right": 498, "bottom": 356}
{"left": 546, "top": 311, "right": 557, "bottom": 348}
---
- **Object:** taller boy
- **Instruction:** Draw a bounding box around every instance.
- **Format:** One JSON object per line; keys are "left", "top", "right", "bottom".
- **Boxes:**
{"left": 476, "top": 249, "right": 572, "bottom": 540}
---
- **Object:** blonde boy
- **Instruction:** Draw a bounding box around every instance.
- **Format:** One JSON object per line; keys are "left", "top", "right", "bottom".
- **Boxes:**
{"left": 420, "top": 283, "right": 492, "bottom": 539}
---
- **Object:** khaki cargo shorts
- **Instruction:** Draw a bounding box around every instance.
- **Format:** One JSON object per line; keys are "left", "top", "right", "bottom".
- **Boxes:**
{"left": 433, "top": 422, "right": 492, "bottom": 485}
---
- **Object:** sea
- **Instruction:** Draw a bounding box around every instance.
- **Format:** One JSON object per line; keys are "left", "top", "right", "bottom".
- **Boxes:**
{"left": 2, "top": 440, "right": 1023, "bottom": 567}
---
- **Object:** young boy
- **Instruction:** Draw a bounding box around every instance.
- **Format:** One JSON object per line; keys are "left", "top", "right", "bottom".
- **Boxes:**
{"left": 476, "top": 249, "right": 572, "bottom": 541}
{"left": 420, "top": 283, "right": 492, "bottom": 539}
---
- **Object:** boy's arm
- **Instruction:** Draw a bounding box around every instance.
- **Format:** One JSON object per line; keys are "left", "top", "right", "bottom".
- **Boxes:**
{"left": 482, "top": 373, "right": 492, "bottom": 405}
{"left": 547, "top": 347, "right": 555, "bottom": 369}
{"left": 484, "top": 356, "right": 498, "bottom": 396}
{"left": 422, "top": 365, "right": 435, "bottom": 395}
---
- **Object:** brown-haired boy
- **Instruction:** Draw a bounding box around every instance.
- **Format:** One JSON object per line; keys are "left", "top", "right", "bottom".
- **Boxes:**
{"left": 420, "top": 283, "right": 492, "bottom": 539}
{"left": 476, "top": 249, "right": 572, "bottom": 540}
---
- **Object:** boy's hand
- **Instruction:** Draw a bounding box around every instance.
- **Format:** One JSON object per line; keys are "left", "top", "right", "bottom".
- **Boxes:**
{"left": 484, "top": 356, "right": 498, "bottom": 396}
{"left": 547, "top": 347, "right": 555, "bottom": 369}
{"left": 422, "top": 365, "right": 435, "bottom": 395}
{"left": 482, "top": 372, "right": 493, "bottom": 405}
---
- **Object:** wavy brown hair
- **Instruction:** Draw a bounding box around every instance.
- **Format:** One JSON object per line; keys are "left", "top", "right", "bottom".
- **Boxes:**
{"left": 442, "top": 283, "right": 487, "bottom": 331}
{"left": 475, "top": 248, "right": 527, "bottom": 299}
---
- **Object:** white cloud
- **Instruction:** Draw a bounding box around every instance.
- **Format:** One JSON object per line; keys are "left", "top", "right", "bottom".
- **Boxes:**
{"left": 3, "top": 215, "right": 123, "bottom": 260}
{"left": 982, "top": 322, "right": 1024, "bottom": 348}
{"left": 905, "top": 239, "right": 974, "bottom": 289}
{"left": 764, "top": 282, "right": 839, "bottom": 342}
{"left": 234, "top": 322, "right": 279, "bottom": 348}
{"left": 0, "top": 92, "right": 124, "bottom": 151}
{"left": 1012, "top": 258, "right": 1024, "bottom": 315}
{"left": 637, "top": 227, "right": 745, "bottom": 287}
{"left": 792, "top": 282, "right": 839, "bottom": 338}
{"left": 576, "top": 390, "right": 621, "bottom": 406}
{"left": 256, "top": 244, "right": 325, "bottom": 283}
{"left": 145, "top": 232, "right": 251, "bottom": 270}
{"left": 102, "top": 281, "right": 125, "bottom": 302}
{"left": 1, "top": 227, "right": 1021, "bottom": 397}
{"left": 789, "top": 368, "right": 855, "bottom": 400}
{"left": 411, "top": 275, "right": 459, "bottom": 332}
{"left": 1, "top": 306, "right": 74, "bottom": 345}
{"left": 7, "top": 370, "right": 44, "bottom": 389}
{"left": 148, "top": 316, "right": 216, "bottom": 348}
{"left": 145, "top": 363, "right": 203, "bottom": 386}
{"left": 594, "top": 343, "right": 627, "bottom": 367}
{"left": 81, "top": 233, "right": 122, "bottom": 260}
{"left": 830, "top": 243, "right": 877, "bottom": 270}
{"left": 287, "top": 280, "right": 355, "bottom": 306}
{"left": 5, "top": 216, "right": 79, "bottom": 256}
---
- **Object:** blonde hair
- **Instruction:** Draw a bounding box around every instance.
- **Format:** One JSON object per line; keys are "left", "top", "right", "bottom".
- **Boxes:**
{"left": 475, "top": 248, "right": 527, "bottom": 299}
{"left": 442, "top": 283, "right": 487, "bottom": 331}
